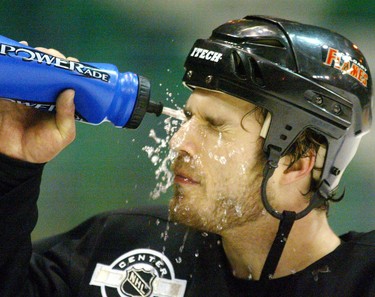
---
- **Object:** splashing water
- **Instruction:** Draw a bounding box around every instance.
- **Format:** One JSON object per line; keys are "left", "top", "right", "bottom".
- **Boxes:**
{"left": 142, "top": 87, "right": 185, "bottom": 200}
{"left": 142, "top": 119, "right": 179, "bottom": 199}
{"left": 179, "top": 229, "right": 190, "bottom": 253}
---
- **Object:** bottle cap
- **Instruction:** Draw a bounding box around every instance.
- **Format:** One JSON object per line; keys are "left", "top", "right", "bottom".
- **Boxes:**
{"left": 124, "top": 75, "right": 151, "bottom": 128}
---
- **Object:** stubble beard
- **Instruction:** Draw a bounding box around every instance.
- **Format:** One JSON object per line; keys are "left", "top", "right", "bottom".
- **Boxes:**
{"left": 168, "top": 169, "right": 265, "bottom": 235}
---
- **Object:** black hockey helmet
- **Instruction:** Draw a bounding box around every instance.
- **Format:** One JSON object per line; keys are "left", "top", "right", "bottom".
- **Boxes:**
{"left": 182, "top": 15, "right": 372, "bottom": 218}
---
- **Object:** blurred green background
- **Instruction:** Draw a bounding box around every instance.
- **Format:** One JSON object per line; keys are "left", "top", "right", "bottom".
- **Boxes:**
{"left": 0, "top": 0, "right": 373, "bottom": 239}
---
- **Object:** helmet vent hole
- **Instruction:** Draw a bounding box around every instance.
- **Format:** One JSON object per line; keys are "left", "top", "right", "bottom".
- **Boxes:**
{"left": 250, "top": 58, "right": 265, "bottom": 86}
{"left": 280, "top": 134, "right": 287, "bottom": 140}
{"left": 232, "top": 51, "right": 247, "bottom": 78}
{"left": 285, "top": 125, "right": 292, "bottom": 131}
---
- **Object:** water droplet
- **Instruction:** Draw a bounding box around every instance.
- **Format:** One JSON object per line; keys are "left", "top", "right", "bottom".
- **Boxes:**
{"left": 175, "top": 257, "right": 182, "bottom": 264}
{"left": 163, "top": 233, "right": 169, "bottom": 241}
{"left": 219, "top": 156, "right": 227, "bottom": 165}
{"left": 183, "top": 155, "right": 191, "bottom": 163}
{"left": 155, "top": 219, "right": 160, "bottom": 226}
{"left": 194, "top": 250, "right": 200, "bottom": 258}
{"left": 151, "top": 155, "right": 159, "bottom": 165}
{"left": 201, "top": 232, "right": 208, "bottom": 237}
{"left": 235, "top": 205, "right": 243, "bottom": 217}
{"left": 179, "top": 230, "right": 189, "bottom": 253}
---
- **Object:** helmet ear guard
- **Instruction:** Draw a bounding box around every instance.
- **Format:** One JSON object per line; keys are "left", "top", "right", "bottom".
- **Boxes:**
{"left": 260, "top": 111, "right": 327, "bottom": 186}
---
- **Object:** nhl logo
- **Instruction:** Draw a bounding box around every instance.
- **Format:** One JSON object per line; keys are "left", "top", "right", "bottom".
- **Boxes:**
{"left": 90, "top": 248, "right": 187, "bottom": 297}
{"left": 121, "top": 268, "right": 156, "bottom": 297}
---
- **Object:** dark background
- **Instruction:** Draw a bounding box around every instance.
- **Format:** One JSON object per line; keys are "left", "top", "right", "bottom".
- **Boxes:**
{"left": 0, "top": 0, "right": 373, "bottom": 239}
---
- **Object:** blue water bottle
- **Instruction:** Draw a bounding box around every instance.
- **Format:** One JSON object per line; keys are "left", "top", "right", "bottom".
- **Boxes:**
{"left": 0, "top": 35, "right": 163, "bottom": 128}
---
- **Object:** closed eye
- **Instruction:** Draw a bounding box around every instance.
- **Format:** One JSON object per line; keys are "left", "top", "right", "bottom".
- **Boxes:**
{"left": 183, "top": 108, "right": 226, "bottom": 129}
{"left": 206, "top": 116, "right": 225, "bottom": 128}
{"left": 183, "top": 108, "right": 192, "bottom": 120}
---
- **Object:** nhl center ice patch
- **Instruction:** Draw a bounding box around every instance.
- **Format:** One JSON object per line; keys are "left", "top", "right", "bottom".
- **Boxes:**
{"left": 90, "top": 248, "right": 187, "bottom": 297}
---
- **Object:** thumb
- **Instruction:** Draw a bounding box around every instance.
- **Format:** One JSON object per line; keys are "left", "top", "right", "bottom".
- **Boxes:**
{"left": 55, "top": 89, "right": 76, "bottom": 143}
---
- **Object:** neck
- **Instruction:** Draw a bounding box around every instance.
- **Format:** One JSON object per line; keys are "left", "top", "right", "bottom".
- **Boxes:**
{"left": 221, "top": 210, "right": 341, "bottom": 280}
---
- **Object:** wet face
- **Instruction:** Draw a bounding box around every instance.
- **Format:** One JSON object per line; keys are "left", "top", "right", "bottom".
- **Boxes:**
{"left": 169, "top": 89, "right": 266, "bottom": 234}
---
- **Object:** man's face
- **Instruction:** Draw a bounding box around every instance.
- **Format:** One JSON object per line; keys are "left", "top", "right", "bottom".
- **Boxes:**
{"left": 169, "top": 88, "right": 266, "bottom": 234}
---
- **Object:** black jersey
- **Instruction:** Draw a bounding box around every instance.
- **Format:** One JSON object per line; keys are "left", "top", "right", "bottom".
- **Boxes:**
{"left": 0, "top": 153, "right": 374, "bottom": 297}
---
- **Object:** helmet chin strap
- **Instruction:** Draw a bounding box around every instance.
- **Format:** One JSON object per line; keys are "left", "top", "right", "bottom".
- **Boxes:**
{"left": 259, "top": 147, "right": 326, "bottom": 281}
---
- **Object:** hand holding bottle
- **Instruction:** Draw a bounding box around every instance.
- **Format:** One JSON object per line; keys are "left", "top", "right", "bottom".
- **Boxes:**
{"left": 0, "top": 36, "right": 183, "bottom": 163}
{"left": 0, "top": 45, "right": 77, "bottom": 163}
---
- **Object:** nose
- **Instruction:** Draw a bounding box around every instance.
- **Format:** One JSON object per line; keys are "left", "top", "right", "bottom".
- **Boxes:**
{"left": 169, "top": 119, "right": 197, "bottom": 156}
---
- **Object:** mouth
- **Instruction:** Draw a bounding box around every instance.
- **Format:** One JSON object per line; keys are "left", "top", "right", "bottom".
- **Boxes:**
{"left": 171, "top": 154, "right": 201, "bottom": 186}
{"left": 174, "top": 172, "right": 200, "bottom": 185}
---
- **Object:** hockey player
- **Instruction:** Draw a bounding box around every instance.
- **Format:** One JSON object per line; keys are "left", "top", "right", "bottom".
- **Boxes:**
{"left": 0, "top": 16, "right": 373, "bottom": 296}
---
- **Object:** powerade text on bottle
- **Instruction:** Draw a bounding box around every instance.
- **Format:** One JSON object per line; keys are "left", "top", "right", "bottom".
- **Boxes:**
{"left": 0, "top": 35, "right": 163, "bottom": 128}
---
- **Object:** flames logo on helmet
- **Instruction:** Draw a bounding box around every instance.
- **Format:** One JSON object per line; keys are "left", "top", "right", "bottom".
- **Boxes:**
{"left": 323, "top": 46, "right": 368, "bottom": 87}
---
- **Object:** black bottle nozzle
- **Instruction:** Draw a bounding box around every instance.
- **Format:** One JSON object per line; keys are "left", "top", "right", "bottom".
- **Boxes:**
{"left": 147, "top": 101, "right": 163, "bottom": 116}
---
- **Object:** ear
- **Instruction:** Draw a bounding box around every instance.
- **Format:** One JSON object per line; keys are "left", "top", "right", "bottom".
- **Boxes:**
{"left": 280, "top": 152, "right": 316, "bottom": 185}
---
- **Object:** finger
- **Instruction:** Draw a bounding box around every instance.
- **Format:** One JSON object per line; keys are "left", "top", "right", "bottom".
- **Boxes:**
{"left": 35, "top": 47, "right": 67, "bottom": 59}
{"left": 67, "top": 56, "right": 79, "bottom": 62}
{"left": 55, "top": 89, "right": 76, "bottom": 143}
